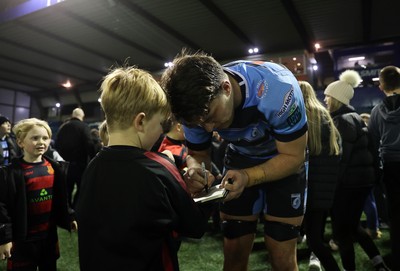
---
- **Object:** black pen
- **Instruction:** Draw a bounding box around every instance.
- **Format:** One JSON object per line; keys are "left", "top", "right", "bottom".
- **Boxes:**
{"left": 201, "top": 162, "right": 209, "bottom": 193}
{"left": 223, "top": 178, "right": 233, "bottom": 198}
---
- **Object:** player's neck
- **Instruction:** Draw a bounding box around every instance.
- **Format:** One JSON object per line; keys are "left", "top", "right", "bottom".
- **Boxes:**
{"left": 228, "top": 74, "right": 242, "bottom": 109}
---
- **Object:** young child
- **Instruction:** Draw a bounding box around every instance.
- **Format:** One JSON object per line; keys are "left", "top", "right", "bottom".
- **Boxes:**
{"left": 157, "top": 117, "right": 188, "bottom": 171}
{"left": 76, "top": 66, "right": 212, "bottom": 271}
{"left": 0, "top": 118, "right": 76, "bottom": 270}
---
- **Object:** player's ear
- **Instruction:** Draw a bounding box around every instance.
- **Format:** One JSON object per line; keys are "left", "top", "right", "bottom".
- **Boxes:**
{"left": 221, "top": 80, "right": 232, "bottom": 96}
{"left": 133, "top": 112, "right": 146, "bottom": 131}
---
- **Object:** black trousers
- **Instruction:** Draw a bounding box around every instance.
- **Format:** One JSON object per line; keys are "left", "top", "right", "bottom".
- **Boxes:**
{"left": 383, "top": 162, "right": 400, "bottom": 270}
{"left": 331, "top": 186, "right": 380, "bottom": 270}
{"left": 66, "top": 161, "right": 86, "bottom": 208}
{"left": 304, "top": 208, "right": 340, "bottom": 271}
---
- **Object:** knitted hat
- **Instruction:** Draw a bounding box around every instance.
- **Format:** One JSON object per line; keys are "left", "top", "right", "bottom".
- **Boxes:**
{"left": 0, "top": 116, "right": 10, "bottom": 126}
{"left": 324, "top": 70, "right": 362, "bottom": 105}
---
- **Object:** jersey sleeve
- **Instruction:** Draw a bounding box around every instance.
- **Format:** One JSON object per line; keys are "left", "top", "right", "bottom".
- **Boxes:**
{"left": 183, "top": 125, "right": 213, "bottom": 151}
{"left": 258, "top": 73, "right": 307, "bottom": 142}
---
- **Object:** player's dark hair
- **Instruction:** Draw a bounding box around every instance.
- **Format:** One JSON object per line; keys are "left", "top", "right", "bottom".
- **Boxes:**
{"left": 160, "top": 50, "right": 226, "bottom": 124}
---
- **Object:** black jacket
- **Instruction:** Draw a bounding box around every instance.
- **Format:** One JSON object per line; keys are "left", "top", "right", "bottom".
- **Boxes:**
{"left": 55, "top": 118, "right": 95, "bottom": 166}
{"left": 0, "top": 156, "right": 74, "bottom": 245}
{"left": 307, "top": 118, "right": 341, "bottom": 209}
{"left": 331, "top": 105, "right": 375, "bottom": 188}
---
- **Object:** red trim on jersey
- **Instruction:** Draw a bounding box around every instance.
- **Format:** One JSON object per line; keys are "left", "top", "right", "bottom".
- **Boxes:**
{"left": 144, "top": 152, "right": 188, "bottom": 191}
{"left": 161, "top": 242, "right": 174, "bottom": 271}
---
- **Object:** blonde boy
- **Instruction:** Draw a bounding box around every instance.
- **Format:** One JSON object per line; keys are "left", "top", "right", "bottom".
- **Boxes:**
{"left": 76, "top": 66, "right": 211, "bottom": 271}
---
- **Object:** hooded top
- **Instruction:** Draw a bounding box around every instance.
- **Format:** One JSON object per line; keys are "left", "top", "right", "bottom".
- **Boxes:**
{"left": 369, "top": 94, "right": 400, "bottom": 163}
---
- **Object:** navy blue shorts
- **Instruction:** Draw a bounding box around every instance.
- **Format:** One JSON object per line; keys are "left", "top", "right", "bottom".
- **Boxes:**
{"left": 220, "top": 147, "right": 307, "bottom": 217}
{"left": 220, "top": 171, "right": 306, "bottom": 217}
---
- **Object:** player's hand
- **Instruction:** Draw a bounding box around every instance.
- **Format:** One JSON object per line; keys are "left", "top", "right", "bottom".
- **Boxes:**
{"left": 0, "top": 242, "right": 12, "bottom": 260}
{"left": 183, "top": 166, "right": 214, "bottom": 195}
{"left": 220, "top": 169, "right": 249, "bottom": 201}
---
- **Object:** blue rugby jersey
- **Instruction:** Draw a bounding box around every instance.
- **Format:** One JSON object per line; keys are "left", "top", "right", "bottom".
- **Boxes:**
{"left": 184, "top": 60, "right": 307, "bottom": 160}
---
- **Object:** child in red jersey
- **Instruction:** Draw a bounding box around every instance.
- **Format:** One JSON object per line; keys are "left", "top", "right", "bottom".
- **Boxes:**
{"left": 0, "top": 118, "right": 76, "bottom": 271}
{"left": 158, "top": 118, "right": 188, "bottom": 171}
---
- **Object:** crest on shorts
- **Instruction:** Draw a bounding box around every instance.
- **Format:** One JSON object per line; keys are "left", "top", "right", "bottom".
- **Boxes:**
{"left": 291, "top": 193, "right": 301, "bottom": 209}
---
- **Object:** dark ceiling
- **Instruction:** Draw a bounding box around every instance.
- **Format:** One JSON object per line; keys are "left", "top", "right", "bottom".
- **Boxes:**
{"left": 0, "top": 0, "right": 399, "bottom": 109}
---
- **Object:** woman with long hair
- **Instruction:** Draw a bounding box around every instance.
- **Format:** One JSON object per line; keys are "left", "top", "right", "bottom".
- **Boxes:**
{"left": 299, "top": 81, "right": 341, "bottom": 271}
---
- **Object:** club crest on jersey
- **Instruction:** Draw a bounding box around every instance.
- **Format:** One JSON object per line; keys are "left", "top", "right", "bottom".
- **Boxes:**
{"left": 47, "top": 165, "right": 54, "bottom": 175}
{"left": 277, "top": 88, "right": 294, "bottom": 117}
{"left": 256, "top": 80, "right": 268, "bottom": 98}
{"left": 291, "top": 193, "right": 301, "bottom": 209}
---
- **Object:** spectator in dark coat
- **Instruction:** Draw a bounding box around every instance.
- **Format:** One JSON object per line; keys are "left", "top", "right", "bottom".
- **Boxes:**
{"left": 369, "top": 65, "right": 400, "bottom": 270}
{"left": 55, "top": 108, "right": 95, "bottom": 208}
{"left": 324, "top": 70, "right": 390, "bottom": 271}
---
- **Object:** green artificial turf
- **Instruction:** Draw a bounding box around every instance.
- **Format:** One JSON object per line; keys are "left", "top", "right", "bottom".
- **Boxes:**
{"left": 0, "top": 220, "right": 392, "bottom": 271}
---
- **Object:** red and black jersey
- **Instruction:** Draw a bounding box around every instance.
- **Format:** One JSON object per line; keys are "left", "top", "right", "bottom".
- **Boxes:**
{"left": 0, "top": 156, "right": 74, "bottom": 245}
{"left": 158, "top": 136, "right": 188, "bottom": 170}
{"left": 21, "top": 158, "right": 55, "bottom": 240}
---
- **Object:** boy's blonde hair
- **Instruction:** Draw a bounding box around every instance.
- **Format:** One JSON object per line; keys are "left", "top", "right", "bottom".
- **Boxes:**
{"left": 12, "top": 118, "right": 52, "bottom": 141}
{"left": 299, "top": 81, "right": 340, "bottom": 156}
{"left": 100, "top": 66, "right": 170, "bottom": 131}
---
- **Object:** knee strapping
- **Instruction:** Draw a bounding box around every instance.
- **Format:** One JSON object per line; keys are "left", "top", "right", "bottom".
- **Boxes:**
{"left": 221, "top": 220, "right": 258, "bottom": 239}
{"left": 264, "top": 220, "right": 300, "bottom": 242}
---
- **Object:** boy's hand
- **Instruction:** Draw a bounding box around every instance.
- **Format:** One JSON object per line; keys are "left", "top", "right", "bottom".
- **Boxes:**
{"left": 0, "top": 242, "right": 12, "bottom": 260}
{"left": 71, "top": 221, "right": 78, "bottom": 232}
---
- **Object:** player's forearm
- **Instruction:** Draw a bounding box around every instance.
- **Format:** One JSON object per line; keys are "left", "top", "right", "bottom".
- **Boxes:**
{"left": 242, "top": 153, "right": 305, "bottom": 187}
